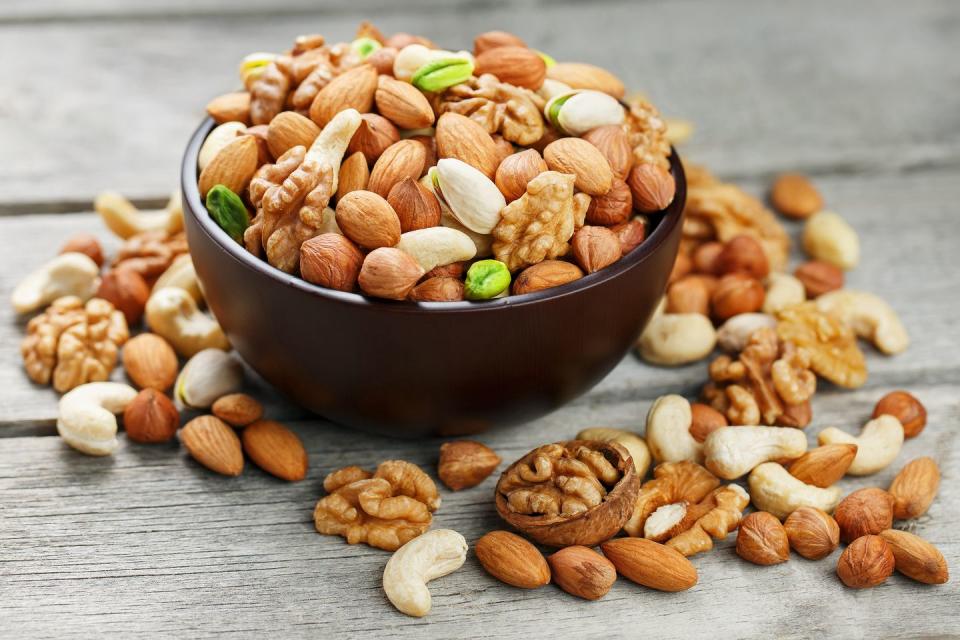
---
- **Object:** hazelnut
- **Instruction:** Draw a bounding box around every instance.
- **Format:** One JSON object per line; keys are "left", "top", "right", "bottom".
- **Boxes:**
{"left": 348, "top": 113, "right": 399, "bottom": 165}
{"left": 495, "top": 149, "right": 547, "bottom": 202}
{"left": 358, "top": 247, "right": 425, "bottom": 300}
{"left": 689, "top": 403, "right": 728, "bottom": 443}
{"left": 771, "top": 172, "right": 823, "bottom": 220}
{"left": 669, "top": 252, "right": 692, "bottom": 284}
{"left": 872, "top": 390, "right": 926, "bottom": 438}
{"left": 716, "top": 235, "right": 769, "bottom": 279}
{"left": 691, "top": 241, "right": 723, "bottom": 275}
{"left": 711, "top": 273, "right": 765, "bottom": 320}
{"left": 784, "top": 507, "right": 840, "bottom": 560}
{"left": 834, "top": 487, "right": 895, "bottom": 543}
{"left": 438, "top": 440, "right": 501, "bottom": 490}
{"left": 473, "top": 30, "right": 527, "bottom": 56}
{"left": 736, "top": 511, "right": 789, "bottom": 565}
{"left": 512, "top": 260, "right": 583, "bottom": 296}
{"left": 387, "top": 178, "right": 441, "bottom": 232}
{"left": 547, "top": 545, "right": 617, "bottom": 600}
{"left": 628, "top": 163, "right": 676, "bottom": 212}
{"left": 571, "top": 226, "right": 622, "bottom": 274}
{"left": 123, "top": 388, "right": 180, "bottom": 443}
{"left": 96, "top": 268, "right": 150, "bottom": 326}
{"left": 425, "top": 261, "right": 467, "bottom": 280}
{"left": 836, "top": 534, "right": 895, "bottom": 589}
{"left": 666, "top": 276, "right": 710, "bottom": 315}
{"left": 582, "top": 125, "right": 633, "bottom": 181}
{"left": 794, "top": 260, "right": 844, "bottom": 298}
{"left": 60, "top": 233, "right": 105, "bottom": 267}
{"left": 409, "top": 277, "right": 465, "bottom": 302}
{"left": 611, "top": 217, "right": 647, "bottom": 255}
{"left": 585, "top": 178, "right": 632, "bottom": 226}
{"left": 300, "top": 233, "right": 364, "bottom": 292}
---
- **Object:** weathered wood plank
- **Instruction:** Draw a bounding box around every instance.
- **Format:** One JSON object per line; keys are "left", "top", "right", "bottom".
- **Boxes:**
{"left": 1, "top": 0, "right": 959, "bottom": 207}
{"left": 0, "top": 385, "right": 956, "bottom": 639}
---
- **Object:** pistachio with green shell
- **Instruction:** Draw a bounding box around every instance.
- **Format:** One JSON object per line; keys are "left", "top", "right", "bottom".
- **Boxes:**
{"left": 205, "top": 184, "right": 250, "bottom": 243}
{"left": 175, "top": 348, "right": 244, "bottom": 409}
{"left": 545, "top": 90, "right": 625, "bottom": 136}
{"left": 432, "top": 160, "right": 506, "bottom": 234}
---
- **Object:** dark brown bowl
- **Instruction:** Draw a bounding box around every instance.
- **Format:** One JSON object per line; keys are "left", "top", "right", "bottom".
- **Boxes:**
{"left": 181, "top": 118, "right": 685, "bottom": 437}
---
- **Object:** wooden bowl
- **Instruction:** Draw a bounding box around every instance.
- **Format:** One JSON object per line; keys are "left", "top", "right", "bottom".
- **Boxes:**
{"left": 181, "top": 118, "right": 685, "bottom": 437}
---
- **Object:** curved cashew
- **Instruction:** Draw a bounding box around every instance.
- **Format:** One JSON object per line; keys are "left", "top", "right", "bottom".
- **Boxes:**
{"left": 638, "top": 305, "right": 717, "bottom": 366}
{"left": 154, "top": 254, "right": 204, "bottom": 304}
{"left": 57, "top": 382, "right": 138, "bottom": 456}
{"left": 175, "top": 348, "right": 244, "bottom": 409}
{"left": 645, "top": 395, "right": 702, "bottom": 464}
{"left": 815, "top": 289, "right": 909, "bottom": 355}
{"left": 817, "top": 415, "right": 904, "bottom": 475}
{"left": 198, "top": 121, "right": 247, "bottom": 170}
{"left": 94, "top": 191, "right": 184, "bottom": 240}
{"left": 145, "top": 287, "right": 229, "bottom": 357}
{"left": 748, "top": 462, "right": 842, "bottom": 519}
{"left": 762, "top": 273, "right": 805, "bottom": 314}
{"left": 11, "top": 253, "right": 100, "bottom": 314}
{"left": 802, "top": 210, "right": 859, "bottom": 270}
{"left": 716, "top": 313, "right": 776, "bottom": 353}
{"left": 577, "top": 427, "right": 652, "bottom": 477}
{"left": 382, "top": 529, "right": 467, "bottom": 617}
{"left": 704, "top": 426, "right": 807, "bottom": 480}
{"left": 396, "top": 227, "right": 477, "bottom": 273}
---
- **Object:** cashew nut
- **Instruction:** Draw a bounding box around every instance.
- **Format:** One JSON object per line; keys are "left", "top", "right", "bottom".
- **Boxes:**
{"left": 748, "top": 462, "right": 843, "bottom": 519}
{"left": 762, "top": 273, "right": 805, "bottom": 314}
{"left": 145, "top": 287, "right": 229, "bottom": 357}
{"left": 175, "top": 348, "right": 244, "bottom": 409}
{"left": 645, "top": 395, "right": 703, "bottom": 464}
{"left": 11, "top": 253, "right": 100, "bottom": 314}
{"left": 57, "top": 382, "right": 138, "bottom": 456}
{"left": 704, "top": 426, "right": 807, "bottom": 480}
{"left": 198, "top": 121, "right": 247, "bottom": 170}
{"left": 638, "top": 300, "right": 717, "bottom": 366}
{"left": 154, "top": 254, "right": 204, "bottom": 303}
{"left": 716, "top": 313, "right": 776, "bottom": 353}
{"left": 577, "top": 427, "right": 652, "bottom": 477}
{"left": 382, "top": 529, "right": 467, "bottom": 617}
{"left": 802, "top": 210, "right": 859, "bottom": 270}
{"left": 95, "top": 191, "right": 184, "bottom": 240}
{"left": 396, "top": 227, "right": 477, "bottom": 273}
{"left": 815, "top": 289, "right": 909, "bottom": 355}
{"left": 817, "top": 414, "right": 904, "bottom": 475}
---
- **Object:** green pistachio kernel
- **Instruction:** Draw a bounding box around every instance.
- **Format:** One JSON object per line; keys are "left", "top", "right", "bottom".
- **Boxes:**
{"left": 350, "top": 37, "right": 382, "bottom": 59}
{"left": 205, "top": 184, "right": 250, "bottom": 244}
{"left": 535, "top": 50, "right": 556, "bottom": 68}
{"left": 546, "top": 92, "right": 575, "bottom": 131}
{"left": 464, "top": 260, "right": 511, "bottom": 300}
{"left": 411, "top": 57, "right": 474, "bottom": 93}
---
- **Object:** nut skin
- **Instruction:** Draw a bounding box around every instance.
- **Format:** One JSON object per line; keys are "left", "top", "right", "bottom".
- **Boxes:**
{"left": 794, "top": 260, "right": 844, "bottom": 298}
{"left": 205, "top": 91, "right": 250, "bottom": 124}
{"left": 888, "top": 457, "right": 940, "bottom": 520}
{"left": 689, "top": 403, "right": 728, "bottom": 443}
{"left": 711, "top": 273, "right": 765, "bottom": 321}
{"left": 388, "top": 178, "right": 441, "bottom": 232}
{"left": 837, "top": 534, "right": 895, "bottom": 589}
{"left": 771, "top": 173, "right": 823, "bottom": 220}
{"left": 358, "top": 247, "right": 425, "bottom": 300}
{"left": 212, "top": 393, "right": 264, "bottom": 427}
{"left": 300, "top": 233, "right": 365, "bottom": 292}
{"left": 512, "top": 260, "right": 584, "bottom": 295}
{"left": 666, "top": 276, "right": 711, "bottom": 316}
{"left": 548, "top": 546, "right": 616, "bottom": 600}
{"left": 692, "top": 241, "right": 723, "bottom": 275}
{"left": 571, "top": 226, "right": 622, "bottom": 274}
{"left": 600, "top": 538, "right": 698, "bottom": 592}
{"left": 437, "top": 440, "right": 501, "bottom": 490}
{"left": 348, "top": 113, "right": 400, "bottom": 165}
{"left": 784, "top": 507, "right": 840, "bottom": 560}
{"left": 122, "top": 333, "right": 179, "bottom": 392}
{"left": 716, "top": 235, "right": 770, "bottom": 279}
{"left": 834, "top": 488, "right": 895, "bottom": 543}
{"left": 628, "top": 163, "right": 676, "bottom": 212}
{"left": 409, "top": 277, "right": 464, "bottom": 302}
{"left": 335, "top": 190, "right": 402, "bottom": 249}
{"left": 495, "top": 150, "right": 547, "bottom": 202}
{"left": 475, "top": 46, "right": 547, "bottom": 90}
{"left": 872, "top": 390, "right": 926, "bottom": 438}
{"left": 60, "top": 234, "right": 105, "bottom": 267}
{"left": 787, "top": 443, "right": 858, "bottom": 488}
{"left": 585, "top": 178, "right": 632, "bottom": 226}
{"left": 123, "top": 388, "right": 180, "bottom": 443}
{"left": 241, "top": 419, "right": 308, "bottom": 482}
{"left": 180, "top": 415, "right": 244, "bottom": 477}
{"left": 878, "top": 529, "right": 949, "bottom": 585}
{"left": 611, "top": 218, "right": 647, "bottom": 255}
{"left": 736, "top": 511, "right": 789, "bottom": 565}
{"left": 97, "top": 268, "right": 150, "bottom": 326}
{"left": 582, "top": 125, "right": 633, "bottom": 180}
{"left": 374, "top": 75, "right": 435, "bottom": 130}
{"left": 475, "top": 530, "right": 550, "bottom": 589}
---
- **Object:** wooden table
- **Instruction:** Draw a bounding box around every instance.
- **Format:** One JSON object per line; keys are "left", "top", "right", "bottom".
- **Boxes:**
{"left": 2, "top": 1, "right": 958, "bottom": 637}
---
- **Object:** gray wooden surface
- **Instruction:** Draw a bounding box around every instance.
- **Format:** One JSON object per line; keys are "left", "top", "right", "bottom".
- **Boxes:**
{"left": 1, "top": 1, "right": 958, "bottom": 638}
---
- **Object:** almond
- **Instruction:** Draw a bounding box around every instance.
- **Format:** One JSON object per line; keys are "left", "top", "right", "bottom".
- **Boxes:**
{"left": 546, "top": 62, "right": 625, "bottom": 98}
{"left": 784, "top": 506, "right": 840, "bottom": 560}
{"left": 435, "top": 112, "right": 500, "bottom": 179}
{"left": 601, "top": 538, "right": 697, "bottom": 591}
{"left": 548, "top": 545, "right": 616, "bottom": 600}
{"left": 788, "top": 443, "right": 858, "bottom": 488}
{"left": 358, "top": 247, "right": 425, "bottom": 300}
{"left": 180, "top": 415, "right": 244, "bottom": 477}
{"left": 888, "top": 457, "right": 940, "bottom": 520}
{"left": 476, "top": 530, "right": 551, "bottom": 589}
{"left": 122, "top": 333, "right": 179, "bottom": 392}
{"left": 60, "top": 233, "right": 104, "bottom": 267}
{"left": 367, "top": 140, "right": 427, "bottom": 198}
{"left": 473, "top": 30, "right": 527, "bottom": 56}
{"left": 571, "top": 226, "right": 622, "bottom": 274}
{"left": 834, "top": 488, "right": 895, "bottom": 543}
{"left": 97, "top": 268, "right": 150, "bottom": 326}
{"left": 837, "top": 534, "right": 894, "bottom": 589}
{"left": 266, "top": 111, "right": 320, "bottom": 159}
{"left": 512, "top": 260, "right": 583, "bottom": 295}
{"left": 309, "top": 64, "right": 377, "bottom": 127}
{"left": 335, "top": 190, "right": 402, "bottom": 249}
{"left": 300, "top": 232, "right": 365, "bottom": 291}
{"left": 771, "top": 172, "right": 823, "bottom": 220}
{"left": 495, "top": 149, "right": 547, "bottom": 202}
{"left": 544, "top": 138, "right": 613, "bottom": 196}
{"left": 197, "top": 134, "right": 259, "bottom": 198}
{"left": 409, "top": 277, "right": 464, "bottom": 302}
{"left": 375, "top": 75, "right": 435, "bottom": 129}
{"left": 475, "top": 46, "right": 547, "bottom": 90}
{"left": 212, "top": 392, "right": 264, "bottom": 427}
{"left": 241, "top": 419, "right": 308, "bottom": 482}
{"left": 585, "top": 178, "right": 632, "bottom": 225}
{"left": 387, "top": 177, "right": 441, "bottom": 232}
{"left": 437, "top": 440, "right": 500, "bottom": 490}
{"left": 348, "top": 113, "right": 400, "bottom": 165}
{"left": 872, "top": 390, "right": 927, "bottom": 438}
{"left": 123, "top": 388, "right": 180, "bottom": 443}
{"left": 611, "top": 218, "right": 647, "bottom": 255}
{"left": 337, "top": 151, "right": 370, "bottom": 200}
{"left": 206, "top": 91, "right": 251, "bottom": 124}
{"left": 878, "top": 529, "right": 949, "bottom": 584}
{"left": 582, "top": 125, "right": 633, "bottom": 180}
{"left": 736, "top": 511, "right": 789, "bottom": 565}
{"left": 628, "top": 163, "right": 676, "bottom": 212}
{"left": 666, "top": 275, "right": 710, "bottom": 315}
{"left": 794, "top": 260, "right": 844, "bottom": 298}
{"left": 689, "top": 403, "right": 728, "bottom": 443}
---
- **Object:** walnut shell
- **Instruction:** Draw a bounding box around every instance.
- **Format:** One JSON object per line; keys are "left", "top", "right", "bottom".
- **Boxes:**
{"left": 494, "top": 440, "right": 640, "bottom": 547}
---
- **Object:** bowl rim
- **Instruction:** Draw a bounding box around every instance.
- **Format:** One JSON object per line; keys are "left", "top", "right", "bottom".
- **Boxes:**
{"left": 182, "top": 117, "right": 686, "bottom": 313}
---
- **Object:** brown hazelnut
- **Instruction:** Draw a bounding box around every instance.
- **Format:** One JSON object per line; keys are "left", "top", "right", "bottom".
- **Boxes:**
{"left": 473, "top": 30, "right": 527, "bottom": 55}
{"left": 872, "top": 390, "right": 926, "bottom": 438}
{"left": 300, "top": 233, "right": 364, "bottom": 292}
{"left": 96, "top": 268, "right": 150, "bottom": 326}
{"left": 513, "top": 260, "right": 583, "bottom": 296}
{"left": 365, "top": 46, "right": 397, "bottom": 76}
{"left": 784, "top": 506, "right": 840, "bottom": 560}
{"left": 348, "top": 113, "right": 399, "bottom": 165}
{"left": 666, "top": 276, "right": 710, "bottom": 315}
{"left": 711, "top": 273, "right": 765, "bottom": 320}
{"left": 691, "top": 241, "right": 723, "bottom": 275}
{"left": 668, "top": 251, "right": 692, "bottom": 284}
{"left": 716, "top": 235, "right": 769, "bottom": 278}
{"left": 387, "top": 178, "right": 441, "bottom": 232}
{"left": 123, "top": 388, "right": 180, "bottom": 443}
{"left": 689, "top": 403, "right": 728, "bottom": 443}
{"left": 409, "top": 277, "right": 465, "bottom": 302}
{"left": 834, "top": 487, "right": 895, "bottom": 543}
{"left": 836, "top": 534, "right": 895, "bottom": 589}
{"left": 437, "top": 440, "right": 501, "bottom": 490}
{"left": 495, "top": 149, "right": 547, "bottom": 202}
{"left": 571, "top": 226, "right": 622, "bottom": 274}
{"left": 60, "top": 233, "right": 105, "bottom": 267}
{"left": 736, "top": 511, "right": 789, "bottom": 565}
{"left": 425, "top": 261, "right": 467, "bottom": 280}
{"left": 585, "top": 178, "right": 632, "bottom": 226}
{"left": 582, "top": 125, "right": 633, "bottom": 181}
{"left": 794, "top": 260, "right": 844, "bottom": 298}
{"left": 628, "top": 163, "right": 676, "bottom": 212}
{"left": 611, "top": 217, "right": 647, "bottom": 255}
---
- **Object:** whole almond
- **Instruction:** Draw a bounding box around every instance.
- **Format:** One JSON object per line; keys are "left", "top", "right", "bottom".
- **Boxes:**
{"left": 784, "top": 507, "right": 840, "bottom": 560}
{"left": 711, "top": 273, "right": 765, "bottom": 320}
{"left": 198, "top": 134, "right": 259, "bottom": 198}
{"left": 583, "top": 125, "right": 633, "bottom": 180}
{"left": 241, "top": 419, "right": 308, "bottom": 482}
{"left": 337, "top": 151, "right": 370, "bottom": 200}
{"left": 309, "top": 64, "right": 377, "bottom": 127}
{"left": 122, "top": 333, "right": 179, "bottom": 392}
{"left": 547, "top": 62, "right": 625, "bottom": 98}
{"left": 666, "top": 276, "right": 710, "bottom": 316}
{"left": 475, "top": 46, "right": 546, "bottom": 90}
{"left": 837, "top": 535, "right": 895, "bottom": 589}
{"left": 788, "top": 443, "right": 858, "bottom": 488}
{"left": 794, "top": 260, "right": 844, "bottom": 298}
{"left": 888, "top": 457, "right": 940, "bottom": 520}
{"left": 771, "top": 173, "right": 823, "bottom": 219}
{"left": 368, "top": 140, "right": 427, "bottom": 198}
{"left": 495, "top": 150, "right": 547, "bottom": 202}
{"left": 872, "top": 390, "right": 927, "bottom": 438}
{"left": 123, "top": 388, "right": 180, "bottom": 443}
{"left": 384, "top": 32, "right": 434, "bottom": 50}
{"left": 301, "top": 233, "right": 365, "bottom": 291}
{"left": 388, "top": 178, "right": 441, "bottom": 232}
{"left": 348, "top": 113, "right": 400, "bottom": 165}
{"left": 180, "top": 415, "right": 244, "bottom": 477}
{"left": 266, "top": 111, "right": 320, "bottom": 159}
{"left": 212, "top": 393, "right": 264, "bottom": 427}
{"left": 834, "top": 488, "right": 895, "bottom": 543}
{"left": 60, "top": 234, "right": 104, "bottom": 267}
{"left": 97, "top": 268, "right": 150, "bottom": 326}
{"left": 689, "top": 403, "right": 728, "bottom": 443}
{"left": 716, "top": 235, "right": 770, "bottom": 279}
{"left": 585, "top": 178, "right": 632, "bottom": 226}
{"left": 358, "top": 247, "right": 425, "bottom": 300}
{"left": 544, "top": 137, "right": 614, "bottom": 196}
{"left": 601, "top": 538, "right": 697, "bottom": 591}
{"left": 435, "top": 113, "right": 500, "bottom": 179}
{"left": 375, "top": 75, "right": 436, "bottom": 129}
{"left": 475, "top": 530, "right": 550, "bottom": 589}
{"left": 409, "top": 276, "right": 464, "bottom": 302}
{"left": 513, "top": 260, "right": 584, "bottom": 295}
{"left": 878, "top": 529, "right": 949, "bottom": 584}
{"left": 437, "top": 440, "right": 500, "bottom": 490}
{"left": 335, "top": 190, "right": 402, "bottom": 249}
{"left": 628, "top": 163, "right": 676, "bottom": 212}
{"left": 206, "top": 91, "right": 251, "bottom": 124}
{"left": 548, "top": 546, "right": 617, "bottom": 600}
{"left": 571, "top": 226, "right": 622, "bottom": 274}
{"left": 612, "top": 218, "right": 647, "bottom": 255}
{"left": 736, "top": 511, "right": 790, "bottom": 565}
{"left": 473, "top": 30, "right": 527, "bottom": 56}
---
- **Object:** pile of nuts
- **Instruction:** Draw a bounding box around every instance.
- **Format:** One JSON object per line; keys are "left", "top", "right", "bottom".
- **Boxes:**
{"left": 196, "top": 24, "right": 675, "bottom": 301}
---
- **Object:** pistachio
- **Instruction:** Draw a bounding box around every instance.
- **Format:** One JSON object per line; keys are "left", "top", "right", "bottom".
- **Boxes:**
{"left": 350, "top": 37, "right": 381, "bottom": 59}
{"left": 238, "top": 52, "right": 278, "bottom": 88}
{"left": 465, "top": 260, "right": 511, "bottom": 300}
{"left": 433, "top": 159, "right": 506, "bottom": 234}
{"left": 205, "top": 184, "right": 250, "bottom": 243}
{"left": 412, "top": 57, "right": 475, "bottom": 93}
{"left": 394, "top": 44, "right": 470, "bottom": 81}
{"left": 545, "top": 90, "right": 625, "bottom": 136}
{"left": 175, "top": 349, "right": 244, "bottom": 409}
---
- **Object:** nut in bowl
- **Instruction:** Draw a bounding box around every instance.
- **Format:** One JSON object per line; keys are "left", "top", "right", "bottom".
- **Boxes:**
{"left": 182, "top": 27, "right": 686, "bottom": 436}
